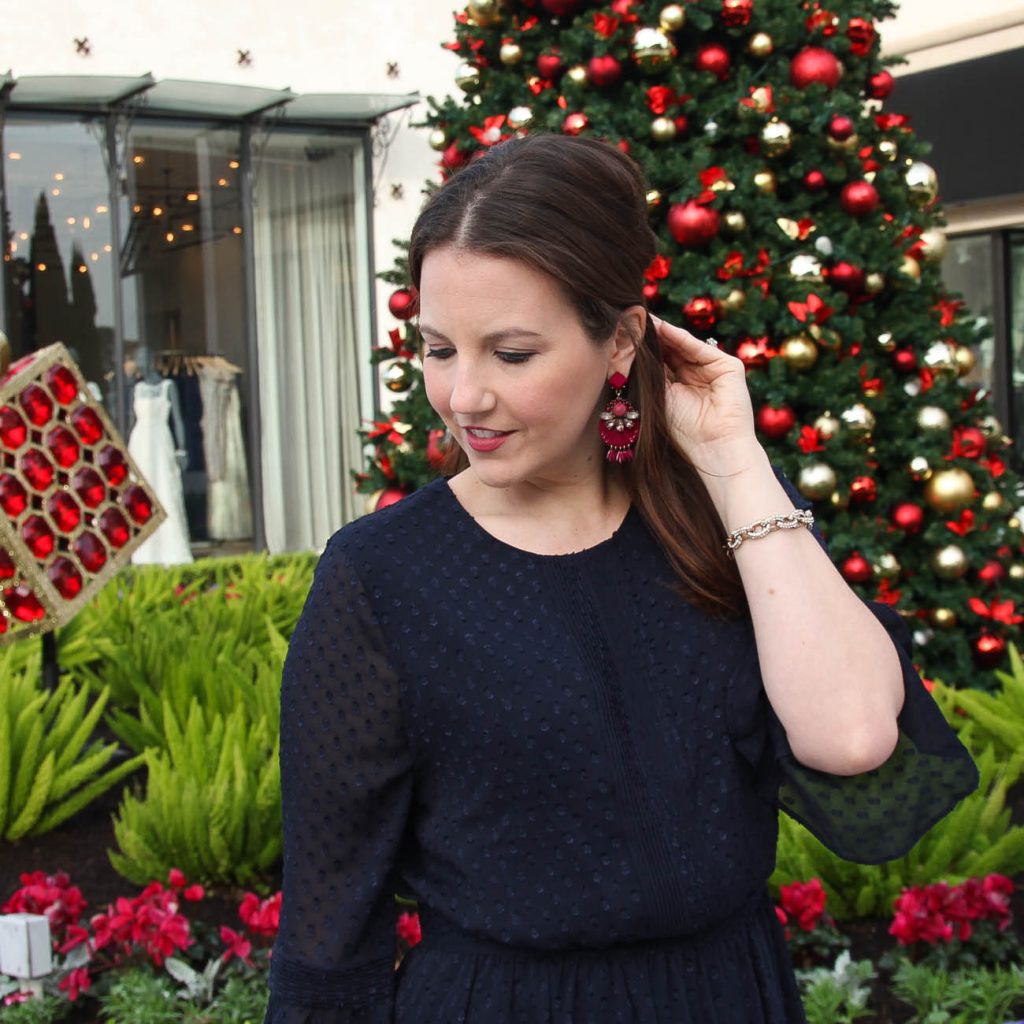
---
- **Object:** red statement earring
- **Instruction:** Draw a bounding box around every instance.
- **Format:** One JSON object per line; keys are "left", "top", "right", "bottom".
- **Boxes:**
{"left": 598, "top": 372, "right": 640, "bottom": 463}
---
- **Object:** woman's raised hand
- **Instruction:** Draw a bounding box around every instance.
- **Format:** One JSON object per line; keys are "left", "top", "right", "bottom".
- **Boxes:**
{"left": 650, "top": 315, "right": 761, "bottom": 478}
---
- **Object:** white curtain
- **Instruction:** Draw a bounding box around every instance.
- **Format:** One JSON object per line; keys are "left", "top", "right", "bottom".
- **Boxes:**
{"left": 253, "top": 138, "right": 365, "bottom": 553}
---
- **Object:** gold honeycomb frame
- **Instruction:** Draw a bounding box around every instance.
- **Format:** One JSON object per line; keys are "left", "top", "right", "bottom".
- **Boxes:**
{"left": 0, "top": 343, "right": 167, "bottom": 644}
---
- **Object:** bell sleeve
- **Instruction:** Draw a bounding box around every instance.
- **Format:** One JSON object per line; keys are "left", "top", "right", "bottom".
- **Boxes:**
{"left": 729, "top": 466, "right": 979, "bottom": 865}
{"left": 264, "top": 534, "right": 414, "bottom": 1023}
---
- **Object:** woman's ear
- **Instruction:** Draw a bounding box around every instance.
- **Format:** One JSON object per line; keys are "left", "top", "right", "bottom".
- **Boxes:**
{"left": 608, "top": 305, "right": 646, "bottom": 378}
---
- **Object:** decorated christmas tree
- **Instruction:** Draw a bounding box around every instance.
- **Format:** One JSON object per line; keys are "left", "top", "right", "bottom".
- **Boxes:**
{"left": 356, "top": 0, "right": 1023, "bottom": 687}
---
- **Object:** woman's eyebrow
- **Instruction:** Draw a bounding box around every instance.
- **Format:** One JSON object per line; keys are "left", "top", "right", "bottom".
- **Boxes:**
{"left": 418, "top": 324, "right": 544, "bottom": 343}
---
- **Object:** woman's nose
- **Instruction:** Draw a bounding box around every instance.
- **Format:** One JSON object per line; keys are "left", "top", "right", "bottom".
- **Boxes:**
{"left": 448, "top": 363, "right": 496, "bottom": 415}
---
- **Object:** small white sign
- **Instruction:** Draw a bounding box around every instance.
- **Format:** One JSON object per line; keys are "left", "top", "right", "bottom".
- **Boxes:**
{"left": 0, "top": 915, "right": 52, "bottom": 979}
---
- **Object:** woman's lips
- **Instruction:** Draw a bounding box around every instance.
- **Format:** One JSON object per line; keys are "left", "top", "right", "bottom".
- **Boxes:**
{"left": 463, "top": 427, "right": 513, "bottom": 452}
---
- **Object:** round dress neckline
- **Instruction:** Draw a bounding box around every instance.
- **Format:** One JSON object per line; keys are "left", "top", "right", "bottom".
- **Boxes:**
{"left": 439, "top": 478, "right": 636, "bottom": 561}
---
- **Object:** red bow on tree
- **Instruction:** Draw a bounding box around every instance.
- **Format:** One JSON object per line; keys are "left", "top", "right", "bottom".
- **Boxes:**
{"left": 945, "top": 509, "right": 975, "bottom": 536}
{"left": 788, "top": 293, "right": 834, "bottom": 325}
{"left": 967, "top": 598, "right": 1024, "bottom": 625}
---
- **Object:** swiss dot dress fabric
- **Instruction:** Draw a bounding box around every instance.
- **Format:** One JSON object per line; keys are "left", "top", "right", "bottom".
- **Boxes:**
{"left": 265, "top": 469, "right": 977, "bottom": 1024}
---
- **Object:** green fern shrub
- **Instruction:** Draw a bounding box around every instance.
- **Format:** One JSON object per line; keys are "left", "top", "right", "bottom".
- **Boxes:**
{"left": 110, "top": 699, "right": 280, "bottom": 887}
{"left": 0, "top": 651, "right": 144, "bottom": 840}
{"left": 771, "top": 743, "right": 1024, "bottom": 920}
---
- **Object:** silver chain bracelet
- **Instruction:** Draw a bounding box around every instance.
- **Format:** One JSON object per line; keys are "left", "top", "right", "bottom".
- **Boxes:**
{"left": 724, "top": 508, "right": 815, "bottom": 556}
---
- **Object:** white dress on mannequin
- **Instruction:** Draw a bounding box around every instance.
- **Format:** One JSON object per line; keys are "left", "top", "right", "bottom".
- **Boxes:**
{"left": 128, "top": 379, "right": 193, "bottom": 565}
{"left": 198, "top": 363, "right": 252, "bottom": 540}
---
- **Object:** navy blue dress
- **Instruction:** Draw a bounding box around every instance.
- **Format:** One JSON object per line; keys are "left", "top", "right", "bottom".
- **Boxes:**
{"left": 265, "top": 472, "right": 977, "bottom": 1023}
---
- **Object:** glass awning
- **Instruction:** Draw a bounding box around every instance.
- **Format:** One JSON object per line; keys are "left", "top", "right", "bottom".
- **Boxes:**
{"left": 3, "top": 74, "right": 419, "bottom": 124}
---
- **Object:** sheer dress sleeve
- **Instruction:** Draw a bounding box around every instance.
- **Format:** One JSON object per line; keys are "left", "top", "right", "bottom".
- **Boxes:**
{"left": 264, "top": 535, "right": 413, "bottom": 1023}
{"left": 729, "top": 466, "right": 979, "bottom": 865}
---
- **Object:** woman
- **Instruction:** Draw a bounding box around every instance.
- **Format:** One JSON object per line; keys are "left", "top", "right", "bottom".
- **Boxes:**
{"left": 265, "top": 133, "right": 976, "bottom": 1023}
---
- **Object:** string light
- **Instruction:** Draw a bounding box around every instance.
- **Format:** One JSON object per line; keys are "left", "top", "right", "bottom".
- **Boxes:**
{"left": 103, "top": 244, "right": 112, "bottom": 253}
{"left": 165, "top": 232, "right": 174, "bottom": 243}
{"left": 53, "top": 172, "right": 65, "bottom": 181}
{"left": 232, "top": 226, "right": 242, "bottom": 234}
{"left": 82, "top": 217, "right": 91, "bottom": 229}
{"left": 181, "top": 223, "right": 194, "bottom": 232}
{"left": 229, "top": 160, "right": 240, "bottom": 169}
{"left": 36, "top": 262, "right": 47, "bottom": 272}
{"left": 78, "top": 265, "right": 88, "bottom": 274}
{"left": 9, "top": 152, "right": 22, "bottom": 160}
{"left": 132, "top": 154, "right": 145, "bottom": 165}
{"left": 152, "top": 206, "right": 163, "bottom": 217}
{"left": 95, "top": 205, "right": 108, "bottom": 214}
{"left": 90, "top": 252, "right": 99, "bottom": 261}
{"left": 186, "top": 192, "right": 199, "bottom": 202}
{"left": 51, "top": 188, "right": 61, "bottom": 196}
{"left": 218, "top": 177, "right": 229, "bottom": 187}
{"left": 66, "top": 217, "right": 76, "bottom": 225}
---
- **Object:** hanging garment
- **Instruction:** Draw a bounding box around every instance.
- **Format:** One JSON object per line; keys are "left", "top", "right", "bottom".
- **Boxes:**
{"left": 128, "top": 379, "right": 193, "bottom": 565}
{"left": 198, "top": 363, "right": 252, "bottom": 541}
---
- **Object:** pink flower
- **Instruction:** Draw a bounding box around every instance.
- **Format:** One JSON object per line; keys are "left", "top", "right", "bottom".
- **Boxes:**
{"left": 184, "top": 884, "right": 205, "bottom": 902}
{"left": 779, "top": 879, "right": 827, "bottom": 932}
{"left": 3, "top": 991, "right": 32, "bottom": 1006}
{"left": 397, "top": 911, "right": 421, "bottom": 947}
{"left": 220, "top": 926, "right": 254, "bottom": 966}
{"left": 167, "top": 869, "right": 187, "bottom": 889}
{"left": 58, "top": 966, "right": 91, "bottom": 1001}
{"left": 239, "top": 891, "right": 281, "bottom": 937}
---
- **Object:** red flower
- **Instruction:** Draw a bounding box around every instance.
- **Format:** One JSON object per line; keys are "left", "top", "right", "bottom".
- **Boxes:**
{"left": 798, "top": 426, "right": 825, "bottom": 453}
{"left": 239, "top": 891, "right": 282, "bottom": 937}
{"left": 184, "top": 884, "right": 205, "bottom": 902}
{"left": 397, "top": 911, "right": 422, "bottom": 947}
{"left": 2, "top": 871, "right": 88, "bottom": 945}
{"left": 592, "top": 13, "right": 620, "bottom": 38}
{"left": 779, "top": 879, "right": 827, "bottom": 932}
{"left": 58, "top": 966, "right": 91, "bottom": 1002}
{"left": 168, "top": 868, "right": 187, "bottom": 889}
{"left": 221, "top": 926, "right": 254, "bottom": 966}
{"left": 468, "top": 115, "right": 510, "bottom": 147}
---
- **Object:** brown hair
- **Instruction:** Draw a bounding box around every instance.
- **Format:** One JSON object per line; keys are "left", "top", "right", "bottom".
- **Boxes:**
{"left": 408, "top": 133, "right": 745, "bottom": 619}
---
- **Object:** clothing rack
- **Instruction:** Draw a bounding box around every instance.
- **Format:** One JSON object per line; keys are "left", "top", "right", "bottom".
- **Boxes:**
{"left": 154, "top": 352, "right": 242, "bottom": 376}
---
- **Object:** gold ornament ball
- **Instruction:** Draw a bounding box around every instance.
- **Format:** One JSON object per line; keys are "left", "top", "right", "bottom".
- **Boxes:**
{"left": 929, "top": 607, "right": 958, "bottom": 628}
{"left": 798, "top": 462, "right": 837, "bottom": 501}
{"left": 566, "top": 64, "right": 588, "bottom": 86}
{"left": 923, "top": 340, "right": 957, "bottom": 378}
{"left": 841, "top": 403, "right": 876, "bottom": 436}
{"left": 809, "top": 324, "right": 841, "bottom": 350}
{"left": 918, "top": 228, "right": 948, "bottom": 263}
{"left": 1009, "top": 564, "right": 1024, "bottom": 581}
{"left": 830, "top": 490, "right": 850, "bottom": 509}
{"left": 898, "top": 255, "right": 921, "bottom": 282}
{"left": 455, "top": 62, "right": 482, "bottom": 91}
{"left": 1010, "top": 516, "right": 1022, "bottom": 532}
{"left": 633, "top": 27, "right": 677, "bottom": 73}
{"left": 507, "top": 105, "right": 533, "bottom": 130}
{"left": 781, "top": 334, "right": 818, "bottom": 370}
{"left": 906, "top": 161, "right": 939, "bottom": 205}
{"left": 916, "top": 405, "right": 951, "bottom": 432}
{"left": 981, "top": 491, "right": 1004, "bottom": 511}
{"left": 814, "top": 412, "right": 841, "bottom": 440}
{"left": 978, "top": 414, "right": 1003, "bottom": 439}
{"left": 924, "top": 467, "right": 976, "bottom": 512}
{"left": 467, "top": 0, "right": 503, "bottom": 26}
{"left": 659, "top": 3, "right": 686, "bottom": 31}
{"left": 723, "top": 210, "right": 747, "bottom": 234}
{"left": 876, "top": 331, "right": 896, "bottom": 351}
{"left": 827, "top": 133, "right": 859, "bottom": 153}
{"left": 743, "top": 87, "right": 773, "bottom": 115}
{"left": 908, "top": 456, "right": 932, "bottom": 482}
{"left": 753, "top": 169, "right": 777, "bottom": 194}
{"left": 877, "top": 139, "right": 898, "bottom": 161}
{"left": 954, "top": 345, "right": 976, "bottom": 377}
{"left": 364, "top": 489, "right": 385, "bottom": 515}
{"left": 721, "top": 288, "right": 746, "bottom": 313}
{"left": 864, "top": 272, "right": 886, "bottom": 295}
{"left": 382, "top": 361, "right": 415, "bottom": 393}
{"left": 761, "top": 119, "right": 793, "bottom": 157}
{"left": 930, "top": 544, "right": 969, "bottom": 580}
{"left": 646, "top": 189, "right": 663, "bottom": 209}
{"left": 787, "top": 253, "right": 824, "bottom": 281}
{"left": 873, "top": 553, "right": 902, "bottom": 580}
{"left": 428, "top": 128, "right": 448, "bottom": 151}
{"left": 709, "top": 174, "right": 735, "bottom": 193}
{"left": 650, "top": 116, "right": 677, "bottom": 142}
{"left": 500, "top": 42, "right": 524, "bottom": 66}
{"left": 747, "top": 32, "right": 773, "bottom": 57}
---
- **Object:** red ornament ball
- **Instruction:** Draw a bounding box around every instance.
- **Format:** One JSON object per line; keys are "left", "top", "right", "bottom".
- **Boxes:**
{"left": 957, "top": 427, "right": 986, "bottom": 459}
{"left": 842, "top": 552, "right": 873, "bottom": 584}
{"left": 426, "top": 429, "right": 447, "bottom": 468}
{"left": 977, "top": 560, "right": 1007, "bottom": 586}
{"left": 375, "top": 487, "right": 408, "bottom": 511}
{"left": 867, "top": 70, "right": 894, "bottom": 99}
{"left": 790, "top": 47, "right": 842, "bottom": 90}
{"left": 696, "top": 44, "right": 731, "bottom": 80}
{"left": 721, "top": 0, "right": 753, "bottom": 27}
{"left": 892, "top": 348, "right": 917, "bottom": 373}
{"left": 755, "top": 404, "right": 796, "bottom": 440}
{"left": 442, "top": 142, "right": 467, "bottom": 172}
{"left": 667, "top": 201, "right": 721, "bottom": 247}
{"left": 536, "top": 51, "right": 563, "bottom": 79}
{"left": 388, "top": 288, "right": 417, "bottom": 321}
{"left": 539, "top": 0, "right": 585, "bottom": 15}
{"left": 642, "top": 282, "right": 660, "bottom": 303}
{"left": 588, "top": 55, "right": 622, "bottom": 87}
{"left": 828, "top": 261, "right": 865, "bottom": 294}
{"left": 562, "top": 112, "right": 589, "bottom": 136}
{"left": 683, "top": 296, "right": 718, "bottom": 331}
{"left": 849, "top": 475, "right": 877, "bottom": 503}
{"left": 803, "top": 169, "right": 827, "bottom": 191}
{"left": 973, "top": 632, "right": 1007, "bottom": 669}
{"left": 840, "top": 180, "right": 880, "bottom": 217}
{"left": 891, "top": 502, "right": 925, "bottom": 534}
{"left": 828, "top": 114, "right": 855, "bottom": 141}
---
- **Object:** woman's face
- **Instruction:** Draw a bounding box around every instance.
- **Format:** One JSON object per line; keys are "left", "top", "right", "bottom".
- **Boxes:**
{"left": 419, "top": 246, "right": 630, "bottom": 492}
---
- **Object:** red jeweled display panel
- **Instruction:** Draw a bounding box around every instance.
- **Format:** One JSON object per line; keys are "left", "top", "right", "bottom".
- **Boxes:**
{"left": 0, "top": 343, "right": 166, "bottom": 643}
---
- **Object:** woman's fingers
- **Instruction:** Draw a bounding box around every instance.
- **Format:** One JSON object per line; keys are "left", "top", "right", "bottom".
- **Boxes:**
{"left": 650, "top": 315, "right": 722, "bottom": 370}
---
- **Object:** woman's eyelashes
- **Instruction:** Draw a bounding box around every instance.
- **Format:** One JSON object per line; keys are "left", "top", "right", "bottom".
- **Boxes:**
{"left": 423, "top": 347, "right": 535, "bottom": 364}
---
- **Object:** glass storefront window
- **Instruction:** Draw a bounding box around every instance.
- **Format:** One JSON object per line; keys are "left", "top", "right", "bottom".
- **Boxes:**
{"left": 120, "top": 123, "right": 253, "bottom": 553}
{"left": 3, "top": 117, "right": 117, "bottom": 408}
{"left": 1009, "top": 232, "right": 1024, "bottom": 463}
{"left": 941, "top": 234, "right": 995, "bottom": 394}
